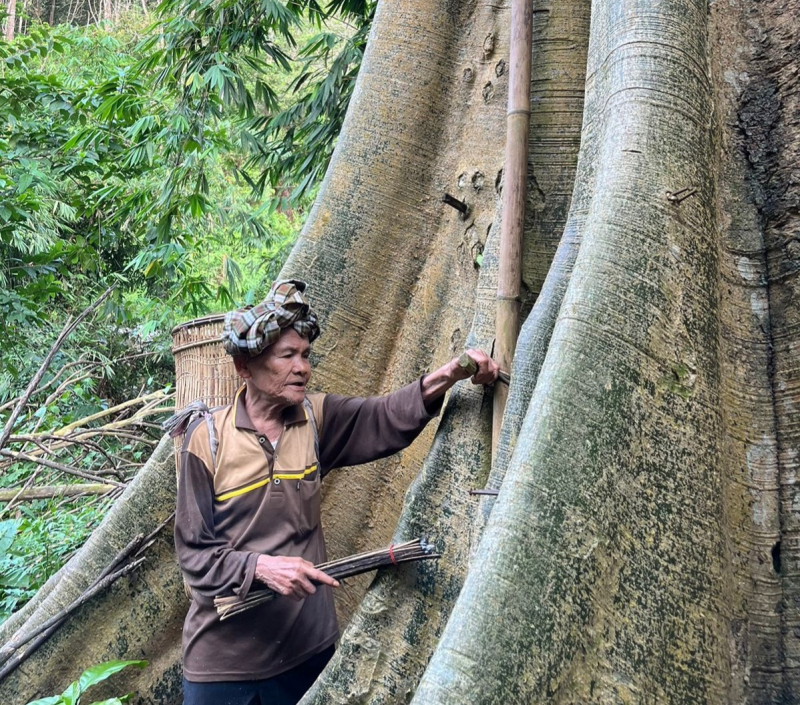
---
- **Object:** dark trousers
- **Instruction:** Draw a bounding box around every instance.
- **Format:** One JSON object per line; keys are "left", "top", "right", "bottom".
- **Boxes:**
{"left": 182, "top": 646, "right": 335, "bottom": 705}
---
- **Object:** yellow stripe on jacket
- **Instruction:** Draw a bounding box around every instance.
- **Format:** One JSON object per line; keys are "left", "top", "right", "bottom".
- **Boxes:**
{"left": 215, "top": 465, "right": 318, "bottom": 501}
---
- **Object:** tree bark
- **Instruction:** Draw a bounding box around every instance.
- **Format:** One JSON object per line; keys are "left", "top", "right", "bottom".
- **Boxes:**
{"left": 3, "top": 0, "right": 15, "bottom": 43}
{"left": 300, "top": 0, "right": 589, "bottom": 698}
{"left": 1, "top": 0, "right": 799, "bottom": 700}
{"left": 414, "top": 0, "right": 800, "bottom": 700}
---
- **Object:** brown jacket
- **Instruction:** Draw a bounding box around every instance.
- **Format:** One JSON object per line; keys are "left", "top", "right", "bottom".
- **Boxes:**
{"left": 175, "top": 378, "right": 441, "bottom": 682}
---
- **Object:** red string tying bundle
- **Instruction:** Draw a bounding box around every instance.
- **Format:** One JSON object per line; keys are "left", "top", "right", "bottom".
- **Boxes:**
{"left": 388, "top": 544, "right": 397, "bottom": 566}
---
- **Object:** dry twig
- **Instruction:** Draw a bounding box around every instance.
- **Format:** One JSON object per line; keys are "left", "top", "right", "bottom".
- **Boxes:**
{"left": 0, "top": 557, "right": 146, "bottom": 681}
{"left": 0, "top": 531, "right": 152, "bottom": 681}
{"left": 215, "top": 538, "right": 440, "bottom": 621}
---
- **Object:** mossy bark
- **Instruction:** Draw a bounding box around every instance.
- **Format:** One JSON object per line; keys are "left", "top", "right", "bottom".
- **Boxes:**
{"left": 297, "top": 0, "right": 588, "bottom": 699}
{"left": 2, "top": 0, "right": 799, "bottom": 700}
{"left": 416, "top": 0, "right": 729, "bottom": 699}
{"left": 0, "top": 438, "right": 184, "bottom": 704}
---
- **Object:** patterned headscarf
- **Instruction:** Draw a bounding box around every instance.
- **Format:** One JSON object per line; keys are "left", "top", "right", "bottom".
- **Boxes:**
{"left": 222, "top": 279, "right": 320, "bottom": 357}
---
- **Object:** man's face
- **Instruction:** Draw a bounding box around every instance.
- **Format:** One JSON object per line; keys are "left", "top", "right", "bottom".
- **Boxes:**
{"left": 238, "top": 328, "right": 312, "bottom": 407}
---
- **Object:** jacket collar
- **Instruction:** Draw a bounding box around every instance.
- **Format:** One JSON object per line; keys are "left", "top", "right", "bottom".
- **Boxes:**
{"left": 233, "top": 385, "right": 307, "bottom": 431}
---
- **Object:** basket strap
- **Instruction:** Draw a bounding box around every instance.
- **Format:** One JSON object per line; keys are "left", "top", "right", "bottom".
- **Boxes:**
{"left": 303, "top": 397, "right": 320, "bottom": 474}
{"left": 163, "top": 401, "right": 219, "bottom": 469}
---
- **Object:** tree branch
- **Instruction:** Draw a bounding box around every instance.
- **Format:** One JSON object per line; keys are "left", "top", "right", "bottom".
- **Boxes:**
{"left": 0, "top": 449, "right": 125, "bottom": 487}
{"left": 0, "top": 557, "right": 146, "bottom": 681}
{"left": 0, "top": 484, "right": 116, "bottom": 502}
{"left": 0, "top": 287, "right": 115, "bottom": 452}
{"left": 53, "top": 390, "right": 169, "bottom": 437}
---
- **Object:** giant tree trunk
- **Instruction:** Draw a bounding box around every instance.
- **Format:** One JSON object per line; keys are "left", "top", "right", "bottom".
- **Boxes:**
{"left": 2, "top": 0, "right": 798, "bottom": 701}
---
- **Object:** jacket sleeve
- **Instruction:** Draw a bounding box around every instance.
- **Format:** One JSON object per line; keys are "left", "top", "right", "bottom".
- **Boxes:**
{"left": 174, "top": 449, "right": 259, "bottom": 599}
{"left": 319, "top": 376, "right": 443, "bottom": 475}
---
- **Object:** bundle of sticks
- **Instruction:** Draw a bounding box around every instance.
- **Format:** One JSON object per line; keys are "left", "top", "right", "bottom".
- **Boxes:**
{"left": 214, "top": 537, "right": 439, "bottom": 621}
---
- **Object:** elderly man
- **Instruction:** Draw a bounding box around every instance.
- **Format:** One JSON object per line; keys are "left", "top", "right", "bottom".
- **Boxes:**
{"left": 175, "top": 280, "right": 498, "bottom": 705}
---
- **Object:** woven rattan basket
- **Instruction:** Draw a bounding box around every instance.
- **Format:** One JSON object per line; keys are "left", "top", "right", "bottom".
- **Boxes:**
{"left": 170, "top": 314, "right": 240, "bottom": 470}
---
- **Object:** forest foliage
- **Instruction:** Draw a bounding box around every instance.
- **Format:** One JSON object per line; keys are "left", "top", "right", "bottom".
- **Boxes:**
{"left": 0, "top": 0, "right": 373, "bottom": 623}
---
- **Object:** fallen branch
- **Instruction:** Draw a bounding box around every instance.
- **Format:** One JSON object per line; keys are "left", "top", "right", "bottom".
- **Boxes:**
{"left": 139, "top": 406, "right": 175, "bottom": 415}
{"left": 0, "top": 515, "right": 174, "bottom": 676}
{"left": 8, "top": 433, "right": 120, "bottom": 473}
{"left": 132, "top": 421, "right": 168, "bottom": 431}
{"left": 0, "top": 351, "right": 163, "bottom": 415}
{"left": 0, "top": 534, "right": 147, "bottom": 668}
{"left": 0, "top": 449, "right": 125, "bottom": 488}
{"left": 0, "top": 393, "right": 170, "bottom": 476}
{"left": 0, "top": 484, "right": 116, "bottom": 502}
{"left": 59, "top": 490, "right": 118, "bottom": 514}
{"left": 53, "top": 390, "right": 170, "bottom": 437}
{"left": 72, "top": 428, "right": 160, "bottom": 444}
{"left": 0, "top": 622, "right": 63, "bottom": 686}
{"left": 0, "top": 287, "right": 115, "bottom": 452}
{"left": 0, "top": 557, "right": 146, "bottom": 682}
{"left": 1, "top": 429, "right": 157, "bottom": 470}
{"left": 0, "top": 468, "right": 42, "bottom": 518}
{"left": 134, "top": 511, "right": 175, "bottom": 558}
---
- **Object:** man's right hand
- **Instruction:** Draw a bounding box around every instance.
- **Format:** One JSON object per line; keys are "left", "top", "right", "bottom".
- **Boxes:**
{"left": 255, "top": 555, "right": 339, "bottom": 601}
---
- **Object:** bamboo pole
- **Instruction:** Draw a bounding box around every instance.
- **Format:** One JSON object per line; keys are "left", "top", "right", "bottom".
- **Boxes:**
{"left": 494, "top": 0, "right": 533, "bottom": 456}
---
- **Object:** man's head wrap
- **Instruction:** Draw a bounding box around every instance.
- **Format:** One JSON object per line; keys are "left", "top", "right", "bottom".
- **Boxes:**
{"left": 222, "top": 279, "right": 320, "bottom": 358}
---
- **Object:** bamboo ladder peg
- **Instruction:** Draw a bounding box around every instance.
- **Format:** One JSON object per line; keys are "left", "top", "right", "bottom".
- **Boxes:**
{"left": 442, "top": 193, "right": 469, "bottom": 216}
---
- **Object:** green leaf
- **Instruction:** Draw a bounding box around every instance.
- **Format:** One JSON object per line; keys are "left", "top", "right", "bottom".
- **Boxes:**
{"left": 0, "top": 520, "right": 20, "bottom": 555}
{"left": 60, "top": 680, "right": 81, "bottom": 705}
{"left": 188, "top": 194, "right": 206, "bottom": 218}
{"left": 24, "top": 696, "right": 63, "bottom": 705}
{"left": 16, "top": 172, "right": 34, "bottom": 194}
{"left": 0, "top": 564, "right": 33, "bottom": 588}
{"left": 77, "top": 660, "right": 147, "bottom": 694}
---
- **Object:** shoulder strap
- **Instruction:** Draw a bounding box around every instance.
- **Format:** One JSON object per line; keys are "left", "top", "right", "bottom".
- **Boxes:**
{"left": 163, "top": 401, "right": 221, "bottom": 472}
{"left": 303, "top": 397, "right": 321, "bottom": 474}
